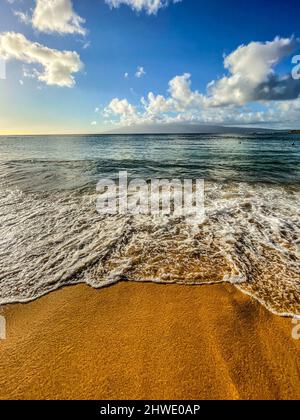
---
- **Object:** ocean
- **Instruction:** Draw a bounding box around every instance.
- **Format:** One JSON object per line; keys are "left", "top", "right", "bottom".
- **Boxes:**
{"left": 0, "top": 133, "right": 299, "bottom": 316}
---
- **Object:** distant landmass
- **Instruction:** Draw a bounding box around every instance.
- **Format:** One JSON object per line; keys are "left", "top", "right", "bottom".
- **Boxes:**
{"left": 104, "top": 123, "right": 275, "bottom": 135}
{"left": 289, "top": 130, "right": 300, "bottom": 134}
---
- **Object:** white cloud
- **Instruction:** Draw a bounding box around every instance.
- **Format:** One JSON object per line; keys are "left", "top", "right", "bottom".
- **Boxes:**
{"left": 0, "top": 32, "right": 83, "bottom": 87}
{"left": 105, "top": 0, "right": 182, "bottom": 15}
{"left": 143, "top": 92, "right": 172, "bottom": 115}
{"left": 104, "top": 98, "right": 140, "bottom": 125}
{"left": 104, "top": 37, "right": 300, "bottom": 128}
{"left": 124, "top": 72, "right": 129, "bottom": 78}
{"left": 135, "top": 66, "right": 146, "bottom": 78}
{"left": 82, "top": 41, "right": 91, "bottom": 50}
{"left": 31, "top": 0, "right": 86, "bottom": 35}
{"left": 206, "top": 37, "right": 300, "bottom": 106}
{"left": 168, "top": 73, "right": 204, "bottom": 109}
{"left": 107, "top": 98, "right": 137, "bottom": 117}
{"left": 14, "top": 10, "right": 31, "bottom": 25}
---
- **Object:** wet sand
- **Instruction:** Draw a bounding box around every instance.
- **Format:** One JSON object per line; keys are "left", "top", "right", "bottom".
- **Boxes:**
{"left": 0, "top": 282, "right": 299, "bottom": 400}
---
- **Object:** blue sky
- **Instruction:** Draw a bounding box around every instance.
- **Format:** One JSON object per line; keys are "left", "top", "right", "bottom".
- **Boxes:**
{"left": 0, "top": 0, "right": 300, "bottom": 134}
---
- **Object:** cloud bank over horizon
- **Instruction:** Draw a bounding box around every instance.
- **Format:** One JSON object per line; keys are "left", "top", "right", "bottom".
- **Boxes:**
{"left": 1, "top": 0, "right": 300, "bottom": 130}
{"left": 103, "top": 37, "right": 300, "bottom": 128}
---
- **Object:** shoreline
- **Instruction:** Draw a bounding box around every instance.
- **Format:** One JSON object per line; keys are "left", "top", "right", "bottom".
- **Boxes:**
{"left": 0, "top": 282, "right": 299, "bottom": 400}
{"left": 0, "top": 280, "right": 300, "bottom": 320}
{"left": 1, "top": 278, "right": 299, "bottom": 320}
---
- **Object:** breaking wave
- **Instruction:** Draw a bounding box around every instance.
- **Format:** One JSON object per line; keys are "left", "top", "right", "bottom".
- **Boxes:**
{"left": 0, "top": 181, "right": 299, "bottom": 317}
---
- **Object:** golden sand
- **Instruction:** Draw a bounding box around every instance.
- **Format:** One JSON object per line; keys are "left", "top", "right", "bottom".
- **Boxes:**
{"left": 0, "top": 282, "right": 299, "bottom": 400}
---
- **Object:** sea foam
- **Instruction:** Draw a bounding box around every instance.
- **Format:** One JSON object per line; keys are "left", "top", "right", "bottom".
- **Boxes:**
{"left": 0, "top": 182, "right": 299, "bottom": 317}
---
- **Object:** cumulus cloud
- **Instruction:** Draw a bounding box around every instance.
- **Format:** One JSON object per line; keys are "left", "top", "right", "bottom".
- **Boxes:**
{"left": 142, "top": 92, "right": 172, "bottom": 115}
{"left": 0, "top": 32, "right": 83, "bottom": 87}
{"left": 168, "top": 73, "right": 204, "bottom": 108}
{"left": 105, "top": 98, "right": 137, "bottom": 123}
{"left": 105, "top": 0, "right": 182, "bottom": 15}
{"left": 104, "top": 74, "right": 198, "bottom": 126}
{"left": 29, "top": 0, "right": 86, "bottom": 35}
{"left": 206, "top": 37, "right": 300, "bottom": 106}
{"left": 104, "top": 37, "right": 300, "bottom": 127}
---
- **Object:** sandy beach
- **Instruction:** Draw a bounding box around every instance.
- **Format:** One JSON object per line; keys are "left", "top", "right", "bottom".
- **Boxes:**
{"left": 0, "top": 282, "right": 299, "bottom": 400}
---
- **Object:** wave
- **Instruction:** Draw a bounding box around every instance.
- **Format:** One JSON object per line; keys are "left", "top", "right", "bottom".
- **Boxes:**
{"left": 0, "top": 181, "right": 299, "bottom": 317}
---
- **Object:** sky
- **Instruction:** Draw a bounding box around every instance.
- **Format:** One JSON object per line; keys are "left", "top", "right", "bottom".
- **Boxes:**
{"left": 0, "top": 0, "right": 300, "bottom": 134}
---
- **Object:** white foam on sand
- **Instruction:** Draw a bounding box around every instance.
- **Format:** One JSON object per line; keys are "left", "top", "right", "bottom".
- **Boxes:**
{"left": 0, "top": 182, "right": 299, "bottom": 317}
